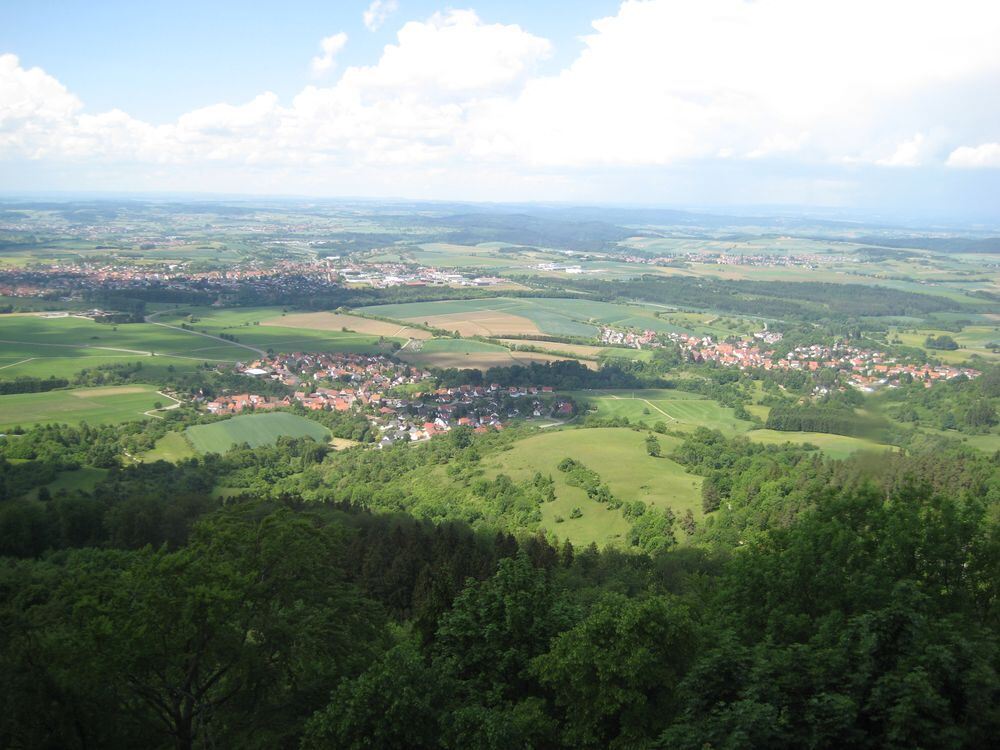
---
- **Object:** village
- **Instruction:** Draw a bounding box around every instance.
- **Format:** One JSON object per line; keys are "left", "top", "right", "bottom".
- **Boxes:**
{"left": 204, "top": 352, "right": 575, "bottom": 447}
{"left": 673, "top": 331, "right": 981, "bottom": 390}
{"left": 599, "top": 325, "right": 981, "bottom": 389}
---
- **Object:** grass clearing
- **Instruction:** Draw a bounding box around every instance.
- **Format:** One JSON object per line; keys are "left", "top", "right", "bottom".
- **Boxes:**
{"left": 0, "top": 384, "right": 165, "bottom": 430}
{"left": 570, "top": 389, "right": 754, "bottom": 434}
{"left": 746, "top": 429, "right": 894, "bottom": 459}
{"left": 484, "top": 427, "right": 702, "bottom": 547}
{"left": 185, "top": 412, "right": 330, "bottom": 454}
{"left": 142, "top": 431, "right": 197, "bottom": 462}
{"left": 24, "top": 467, "right": 109, "bottom": 500}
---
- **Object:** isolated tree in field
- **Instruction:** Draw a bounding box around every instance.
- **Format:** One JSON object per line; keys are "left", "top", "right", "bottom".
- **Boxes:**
{"left": 645, "top": 433, "right": 661, "bottom": 457}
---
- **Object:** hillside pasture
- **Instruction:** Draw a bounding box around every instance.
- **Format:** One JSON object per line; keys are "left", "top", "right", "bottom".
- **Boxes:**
{"left": 185, "top": 412, "right": 330, "bottom": 454}
{"left": 0, "top": 385, "right": 165, "bottom": 430}
{"left": 746, "top": 429, "right": 894, "bottom": 459}
{"left": 571, "top": 389, "right": 754, "bottom": 434}
{"left": 483, "top": 427, "right": 702, "bottom": 547}
{"left": 141, "top": 431, "right": 197, "bottom": 463}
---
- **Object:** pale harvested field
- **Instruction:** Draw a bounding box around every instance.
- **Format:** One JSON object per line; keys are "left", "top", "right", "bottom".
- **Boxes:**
{"left": 72, "top": 385, "right": 151, "bottom": 398}
{"left": 398, "top": 350, "right": 592, "bottom": 371}
{"left": 261, "top": 312, "right": 432, "bottom": 339}
{"left": 329, "top": 437, "right": 361, "bottom": 450}
{"left": 498, "top": 339, "right": 604, "bottom": 358}
{"left": 412, "top": 311, "right": 541, "bottom": 337}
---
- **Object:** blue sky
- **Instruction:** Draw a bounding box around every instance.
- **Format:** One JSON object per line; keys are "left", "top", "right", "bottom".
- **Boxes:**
{"left": 0, "top": 1, "right": 616, "bottom": 122}
{"left": 2, "top": 1, "right": 999, "bottom": 221}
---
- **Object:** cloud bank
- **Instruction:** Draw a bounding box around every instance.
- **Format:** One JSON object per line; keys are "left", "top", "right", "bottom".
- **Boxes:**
{"left": 2, "top": 1, "right": 999, "bottom": 202}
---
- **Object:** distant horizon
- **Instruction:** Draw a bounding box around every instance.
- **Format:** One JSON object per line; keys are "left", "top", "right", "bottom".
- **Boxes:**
{"left": 2, "top": 190, "right": 999, "bottom": 232}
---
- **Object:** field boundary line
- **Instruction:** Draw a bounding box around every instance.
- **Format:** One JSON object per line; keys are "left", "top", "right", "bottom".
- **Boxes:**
{"left": 0, "top": 337, "right": 149, "bottom": 355}
{"left": 145, "top": 318, "right": 267, "bottom": 357}
{"left": 644, "top": 400, "right": 677, "bottom": 421}
{"left": 0, "top": 357, "right": 35, "bottom": 370}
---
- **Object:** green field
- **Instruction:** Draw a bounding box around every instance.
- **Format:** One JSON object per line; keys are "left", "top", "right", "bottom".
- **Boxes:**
{"left": 0, "top": 309, "right": 396, "bottom": 380}
{"left": 483, "top": 427, "right": 702, "bottom": 547}
{"left": 894, "top": 325, "right": 1000, "bottom": 363}
{"left": 570, "top": 389, "right": 755, "bottom": 434}
{"left": 185, "top": 412, "right": 331, "bottom": 454}
{"left": 0, "top": 313, "right": 252, "bottom": 378}
{"left": 413, "top": 338, "right": 510, "bottom": 353}
{"left": 746, "top": 429, "right": 894, "bottom": 459}
{"left": 142, "top": 431, "right": 197, "bottom": 462}
{"left": 0, "top": 385, "right": 164, "bottom": 430}
{"left": 913, "top": 427, "right": 1000, "bottom": 454}
{"left": 151, "top": 306, "right": 394, "bottom": 354}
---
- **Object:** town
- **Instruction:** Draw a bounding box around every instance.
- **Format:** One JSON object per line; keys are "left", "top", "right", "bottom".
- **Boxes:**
{"left": 203, "top": 352, "right": 575, "bottom": 447}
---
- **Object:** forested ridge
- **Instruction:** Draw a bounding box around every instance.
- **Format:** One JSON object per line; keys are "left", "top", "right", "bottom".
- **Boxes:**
{"left": 1, "top": 420, "right": 998, "bottom": 749}
{"left": 556, "top": 275, "right": 969, "bottom": 320}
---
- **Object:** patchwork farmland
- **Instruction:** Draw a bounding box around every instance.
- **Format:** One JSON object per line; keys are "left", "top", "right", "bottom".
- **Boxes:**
{"left": 357, "top": 297, "right": 680, "bottom": 339}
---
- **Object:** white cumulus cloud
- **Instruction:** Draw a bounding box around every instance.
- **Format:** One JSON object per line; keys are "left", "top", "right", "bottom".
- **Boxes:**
{"left": 363, "top": 0, "right": 398, "bottom": 32}
{"left": 341, "top": 10, "right": 551, "bottom": 96}
{"left": 310, "top": 32, "right": 348, "bottom": 75}
{"left": 947, "top": 142, "right": 1000, "bottom": 168}
{"left": 876, "top": 134, "right": 928, "bottom": 167}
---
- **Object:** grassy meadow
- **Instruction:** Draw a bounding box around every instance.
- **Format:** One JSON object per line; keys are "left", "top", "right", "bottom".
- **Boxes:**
{"left": 0, "top": 313, "right": 253, "bottom": 378}
{"left": 483, "top": 427, "right": 702, "bottom": 547}
{"left": 570, "top": 388, "right": 755, "bottom": 434}
{"left": 152, "top": 306, "right": 396, "bottom": 354}
{"left": 745, "top": 429, "right": 895, "bottom": 459}
{"left": 185, "top": 412, "right": 330, "bottom": 454}
{"left": 0, "top": 385, "right": 164, "bottom": 430}
{"left": 142, "top": 431, "right": 197, "bottom": 462}
{"left": 23, "top": 467, "right": 110, "bottom": 500}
